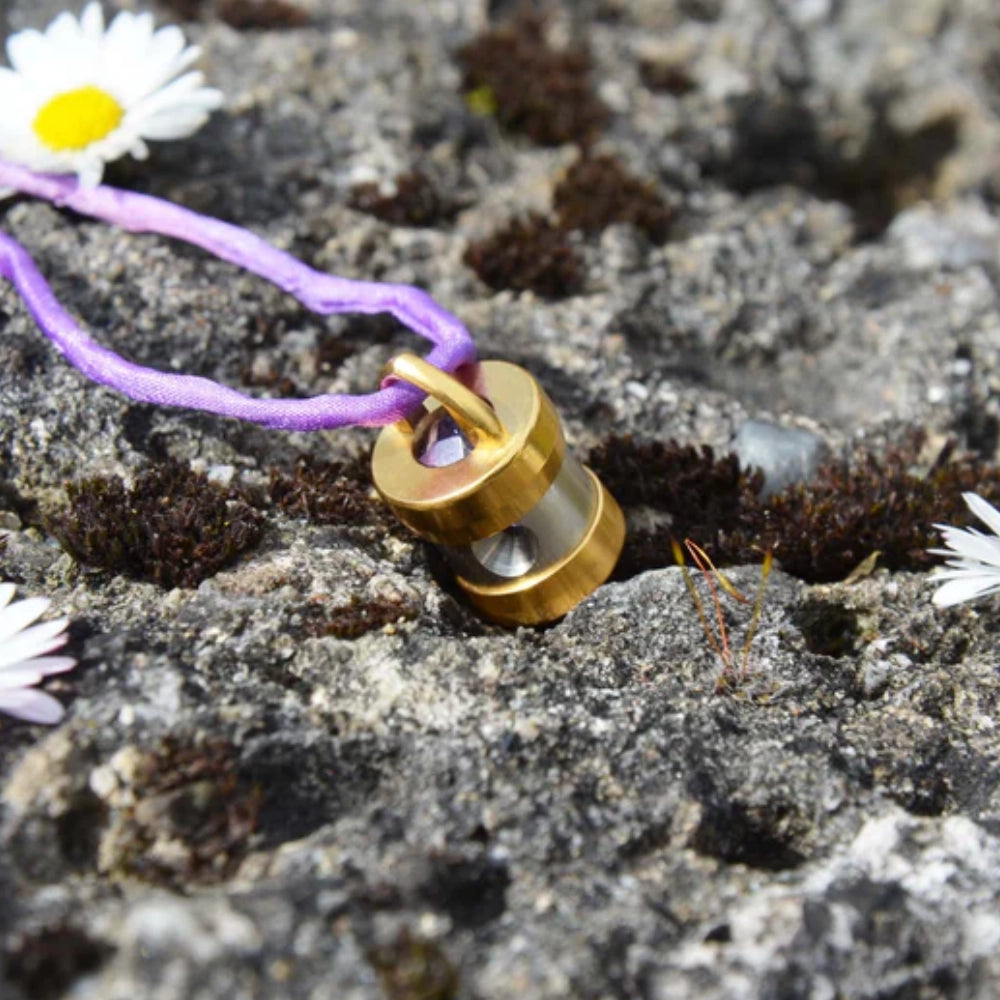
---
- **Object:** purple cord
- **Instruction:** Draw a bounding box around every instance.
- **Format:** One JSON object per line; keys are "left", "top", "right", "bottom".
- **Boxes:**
{"left": 0, "top": 159, "right": 478, "bottom": 430}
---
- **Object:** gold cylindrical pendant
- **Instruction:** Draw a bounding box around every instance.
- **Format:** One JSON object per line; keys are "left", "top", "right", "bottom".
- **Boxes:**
{"left": 371, "top": 355, "right": 625, "bottom": 625}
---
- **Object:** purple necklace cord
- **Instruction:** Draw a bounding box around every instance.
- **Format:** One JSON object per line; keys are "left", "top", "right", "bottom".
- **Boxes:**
{"left": 0, "top": 158, "right": 478, "bottom": 430}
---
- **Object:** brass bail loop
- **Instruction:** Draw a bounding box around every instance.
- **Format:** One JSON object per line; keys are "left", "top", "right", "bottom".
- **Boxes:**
{"left": 382, "top": 353, "right": 506, "bottom": 446}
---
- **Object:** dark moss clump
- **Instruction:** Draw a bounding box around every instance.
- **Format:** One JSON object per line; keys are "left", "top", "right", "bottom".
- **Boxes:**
{"left": 457, "top": 13, "right": 608, "bottom": 146}
{"left": 217, "top": 0, "right": 308, "bottom": 29}
{"left": 268, "top": 454, "right": 398, "bottom": 532}
{"left": 758, "top": 434, "right": 1000, "bottom": 581}
{"left": 159, "top": 0, "right": 203, "bottom": 18}
{"left": 368, "top": 930, "right": 459, "bottom": 1000}
{"left": 111, "top": 736, "right": 260, "bottom": 887}
{"left": 589, "top": 432, "right": 1000, "bottom": 584}
{"left": 4, "top": 923, "right": 113, "bottom": 1000}
{"left": 464, "top": 213, "right": 584, "bottom": 298}
{"left": 638, "top": 57, "right": 697, "bottom": 96}
{"left": 349, "top": 171, "right": 464, "bottom": 228}
{"left": 587, "top": 436, "right": 764, "bottom": 579}
{"left": 466, "top": 155, "right": 673, "bottom": 295}
{"left": 554, "top": 154, "right": 674, "bottom": 243}
{"left": 161, "top": 0, "right": 308, "bottom": 25}
{"left": 51, "top": 462, "right": 265, "bottom": 589}
{"left": 303, "top": 594, "right": 420, "bottom": 640}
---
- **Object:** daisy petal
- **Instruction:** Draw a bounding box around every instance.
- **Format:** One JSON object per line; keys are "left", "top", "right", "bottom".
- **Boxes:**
{"left": 80, "top": 2, "right": 106, "bottom": 40}
{"left": 0, "top": 581, "right": 75, "bottom": 724}
{"left": 138, "top": 107, "right": 213, "bottom": 142}
{"left": 0, "top": 668, "right": 44, "bottom": 689}
{"left": 6, "top": 29, "right": 47, "bottom": 75}
{"left": 14, "top": 656, "right": 78, "bottom": 676}
{"left": 0, "top": 619, "right": 69, "bottom": 670}
{"left": 963, "top": 492, "right": 1000, "bottom": 538}
{"left": 0, "top": 595, "right": 50, "bottom": 642}
{"left": 929, "top": 494, "right": 1000, "bottom": 608}
{"left": 0, "top": 688, "right": 65, "bottom": 724}
{"left": 77, "top": 158, "right": 106, "bottom": 188}
{"left": 930, "top": 528, "right": 1000, "bottom": 567}
{"left": 932, "top": 574, "right": 1000, "bottom": 608}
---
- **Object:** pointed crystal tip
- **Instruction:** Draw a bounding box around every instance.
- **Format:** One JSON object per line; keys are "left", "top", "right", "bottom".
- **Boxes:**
{"left": 415, "top": 412, "right": 473, "bottom": 468}
{"left": 470, "top": 525, "right": 539, "bottom": 578}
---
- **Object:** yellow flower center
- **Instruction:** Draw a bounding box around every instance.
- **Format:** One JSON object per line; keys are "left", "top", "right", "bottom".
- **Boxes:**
{"left": 32, "top": 86, "right": 124, "bottom": 152}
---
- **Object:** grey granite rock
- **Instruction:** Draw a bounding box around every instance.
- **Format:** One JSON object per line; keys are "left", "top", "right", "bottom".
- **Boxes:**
{"left": 2, "top": 1, "right": 1000, "bottom": 998}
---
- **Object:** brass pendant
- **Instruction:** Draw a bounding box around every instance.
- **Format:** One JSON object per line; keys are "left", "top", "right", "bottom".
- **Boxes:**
{"left": 371, "top": 354, "right": 625, "bottom": 625}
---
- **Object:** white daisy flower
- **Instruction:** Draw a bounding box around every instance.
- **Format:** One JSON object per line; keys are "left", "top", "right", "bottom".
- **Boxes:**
{"left": 0, "top": 2, "right": 223, "bottom": 187}
{"left": 0, "top": 581, "right": 76, "bottom": 724}
{"left": 929, "top": 492, "right": 1000, "bottom": 607}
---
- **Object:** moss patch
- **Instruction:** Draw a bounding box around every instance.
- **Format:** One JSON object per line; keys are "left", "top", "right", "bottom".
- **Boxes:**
{"left": 268, "top": 454, "right": 398, "bottom": 533}
{"left": 104, "top": 736, "right": 260, "bottom": 887}
{"left": 463, "top": 213, "right": 584, "bottom": 298}
{"left": 303, "top": 594, "right": 420, "bottom": 639}
{"left": 587, "top": 436, "right": 763, "bottom": 579}
{"left": 589, "top": 432, "right": 1000, "bottom": 584}
{"left": 217, "top": 0, "right": 309, "bottom": 29}
{"left": 554, "top": 154, "right": 674, "bottom": 243}
{"left": 51, "top": 462, "right": 265, "bottom": 589}
{"left": 457, "top": 13, "right": 608, "bottom": 146}
{"left": 349, "top": 171, "right": 464, "bottom": 228}
{"left": 162, "top": 0, "right": 308, "bottom": 26}
{"left": 466, "top": 153, "right": 672, "bottom": 295}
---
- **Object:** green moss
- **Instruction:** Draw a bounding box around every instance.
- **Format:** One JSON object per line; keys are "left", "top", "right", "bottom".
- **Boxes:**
{"left": 51, "top": 461, "right": 265, "bottom": 589}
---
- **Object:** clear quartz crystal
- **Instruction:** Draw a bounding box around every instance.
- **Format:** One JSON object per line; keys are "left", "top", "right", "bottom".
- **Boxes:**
{"left": 443, "top": 455, "right": 596, "bottom": 585}
{"left": 415, "top": 412, "right": 472, "bottom": 468}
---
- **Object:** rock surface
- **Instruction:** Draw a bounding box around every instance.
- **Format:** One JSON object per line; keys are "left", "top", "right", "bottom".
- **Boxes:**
{"left": 2, "top": 1, "right": 1000, "bottom": 998}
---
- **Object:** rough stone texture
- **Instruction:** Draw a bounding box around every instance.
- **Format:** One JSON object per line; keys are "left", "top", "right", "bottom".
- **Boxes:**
{"left": 2, "top": 1, "right": 1000, "bottom": 998}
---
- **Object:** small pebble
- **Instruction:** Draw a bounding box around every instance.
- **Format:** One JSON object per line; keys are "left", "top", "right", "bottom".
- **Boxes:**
{"left": 733, "top": 420, "right": 829, "bottom": 498}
